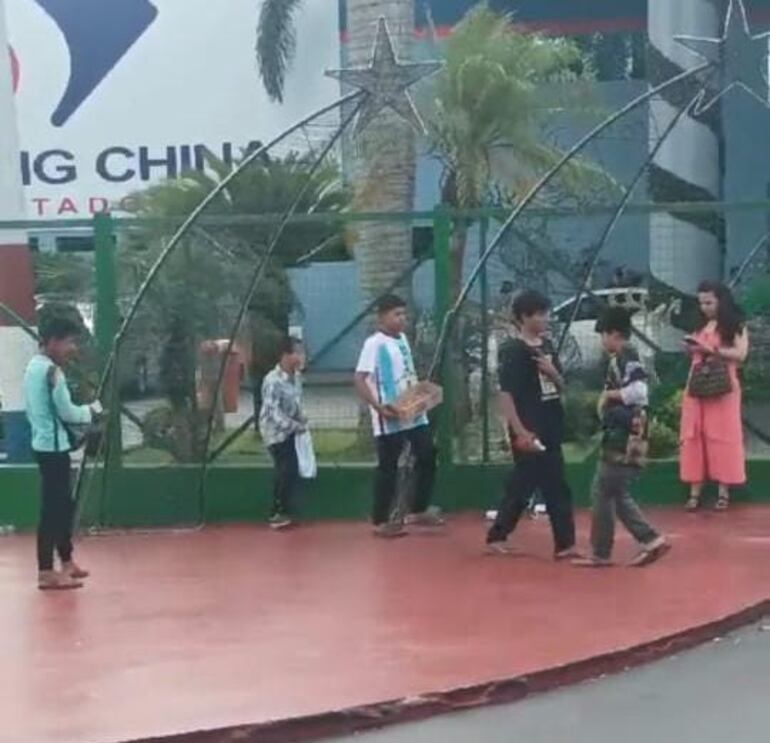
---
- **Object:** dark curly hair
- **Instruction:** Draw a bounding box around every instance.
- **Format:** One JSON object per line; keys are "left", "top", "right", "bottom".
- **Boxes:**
{"left": 39, "top": 315, "right": 82, "bottom": 344}
{"left": 595, "top": 306, "right": 632, "bottom": 339}
{"left": 512, "top": 289, "right": 550, "bottom": 321}
{"left": 695, "top": 280, "right": 745, "bottom": 346}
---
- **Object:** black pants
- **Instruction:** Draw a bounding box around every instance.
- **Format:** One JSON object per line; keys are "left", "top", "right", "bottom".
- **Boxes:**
{"left": 268, "top": 435, "right": 300, "bottom": 517}
{"left": 373, "top": 425, "right": 436, "bottom": 525}
{"left": 487, "top": 446, "right": 576, "bottom": 553}
{"left": 35, "top": 452, "right": 75, "bottom": 572}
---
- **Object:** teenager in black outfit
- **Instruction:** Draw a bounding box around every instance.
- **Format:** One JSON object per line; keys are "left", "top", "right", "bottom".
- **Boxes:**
{"left": 486, "top": 290, "right": 580, "bottom": 559}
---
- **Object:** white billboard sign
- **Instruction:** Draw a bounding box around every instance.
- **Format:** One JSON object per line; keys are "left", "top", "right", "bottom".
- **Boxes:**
{"left": 3, "top": 0, "right": 339, "bottom": 219}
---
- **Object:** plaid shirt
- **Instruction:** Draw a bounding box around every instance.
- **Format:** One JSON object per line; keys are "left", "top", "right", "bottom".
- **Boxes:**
{"left": 259, "top": 365, "right": 306, "bottom": 446}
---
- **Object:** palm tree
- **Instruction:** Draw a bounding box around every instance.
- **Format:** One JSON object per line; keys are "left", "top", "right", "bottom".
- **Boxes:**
{"left": 421, "top": 5, "right": 617, "bottom": 436}
{"left": 257, "top": 0, "right": 417, "bottom": 306}
{"left": 424, "top": 5, "right": 616, "bottom": 299}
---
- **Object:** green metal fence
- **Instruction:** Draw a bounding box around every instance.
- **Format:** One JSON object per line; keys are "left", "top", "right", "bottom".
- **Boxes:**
{"left": 3, "top": 201, "right": 770, "bottom": 525}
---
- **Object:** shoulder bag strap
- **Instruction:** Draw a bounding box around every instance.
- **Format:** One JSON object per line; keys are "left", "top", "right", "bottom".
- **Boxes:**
{"left": 46, "top": 363, "right": 79, "bottom": 452}
{"left": 46, "top": 364, "right": 61, "bottom": 453}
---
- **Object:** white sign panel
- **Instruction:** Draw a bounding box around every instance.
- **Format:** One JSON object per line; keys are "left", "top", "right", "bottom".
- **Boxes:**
{"left": 3, "top": 0, "right": 339, "bottom": 219}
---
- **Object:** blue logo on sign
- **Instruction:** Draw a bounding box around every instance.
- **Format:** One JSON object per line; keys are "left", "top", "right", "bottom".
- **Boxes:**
{"left": 34, "top": 0, "right": 158, "bottom": 127}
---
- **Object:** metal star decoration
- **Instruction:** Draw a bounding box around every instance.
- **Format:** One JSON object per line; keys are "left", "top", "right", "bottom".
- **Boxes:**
{"left": 326, "top": 18, "right": 442, "bottom": 136}
{"left": 675, "top": 0, "right": 770, "bottom": 113}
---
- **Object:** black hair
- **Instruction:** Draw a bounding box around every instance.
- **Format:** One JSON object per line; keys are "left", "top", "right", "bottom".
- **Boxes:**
{"left": 695, "top": 280, "right": 745, "bottom": 346}
{"left": 39, "top": 315, "right": 82, "bottom": 344}
{"left": 278, "top": 335, "right": 303, "bottom": 357}
{"left": 376, "top": 294, "right": 407, "bottom": 315}
{"left": 512, "top": 290, "right": 550, "bottom": 321}
{"left": 595, "top": 307, "right": 632, "bottom": 339}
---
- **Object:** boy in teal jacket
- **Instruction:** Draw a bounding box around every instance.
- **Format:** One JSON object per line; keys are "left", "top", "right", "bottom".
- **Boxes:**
{"left": 24, "top": 316, "right": 101, "bottom": 590}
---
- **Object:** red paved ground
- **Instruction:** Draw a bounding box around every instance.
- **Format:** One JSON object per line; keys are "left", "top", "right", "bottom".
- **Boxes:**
{"left": 1, "top": 508, "right": 769, "bottom": 743}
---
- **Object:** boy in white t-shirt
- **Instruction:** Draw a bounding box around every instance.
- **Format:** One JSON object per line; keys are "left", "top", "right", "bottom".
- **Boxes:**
{"left": 354, "top": 295, "right": 443, "bottom": 538}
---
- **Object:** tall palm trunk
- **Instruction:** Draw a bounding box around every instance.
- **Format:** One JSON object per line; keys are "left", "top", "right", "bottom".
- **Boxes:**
{"left": 345, "top": 0, "right": 416, "bottom": 306}
{"left": 345, "top": 2, "right": 420, "bottom": 497}
{"left": 442, "top": 172, "right": 473, "bottom": 440}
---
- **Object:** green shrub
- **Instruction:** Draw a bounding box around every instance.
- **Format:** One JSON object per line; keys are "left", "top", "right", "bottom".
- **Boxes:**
{"left": 563, "top": 387, "right": 601, "bottom": 443}
{"left": 741, "top": 275, "right": 770, "bottom": 316}
{"left": 142, "top": 404, "right": 206, "bottom": 462}
{"left": 654, "top": 388, "right": 683, "bottom": 432}
{"left": 648, "top": 418, "right": 679, "bottom": 459}
{"left": 741, "top": 363, "right": 770, "bottom": 403}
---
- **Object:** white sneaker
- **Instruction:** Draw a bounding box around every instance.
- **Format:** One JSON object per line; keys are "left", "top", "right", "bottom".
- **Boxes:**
{"left": 373, "top": 522, "right": 409, "bottom": 539}
{"left": 404, "top": 507, "right": 445, "bottom": 527}
{"left": 269, "top": 514, "right": 293, "bottom": 530}
{"left": 485, "top": 541, "right": 516, "bottom": 556}
{"left": 628, "top": 537, "right": 671, "bottom": 567}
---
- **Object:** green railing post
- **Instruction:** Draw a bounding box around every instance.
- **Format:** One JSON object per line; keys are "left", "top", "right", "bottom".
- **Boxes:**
{"left": 433, "top": 206, "right": 453, "bottom": 475}
{"left": 479, "top": 217, "right": 491, "bottom": 463}
{"left": 94, "top": 213, "right": 119, "bottom": 368}
{"left": 93, "top": 213, "right": 122, "bottom": 525}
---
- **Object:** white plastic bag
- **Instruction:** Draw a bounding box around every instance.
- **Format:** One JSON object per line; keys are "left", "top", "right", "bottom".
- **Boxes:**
{"left": 295, "top": 430, "right": 317, "bottom": 479}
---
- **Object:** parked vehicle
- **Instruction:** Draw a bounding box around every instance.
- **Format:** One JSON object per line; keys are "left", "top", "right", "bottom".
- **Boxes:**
{"left": 553, "top": 287, "right": 683, "bottom": 370}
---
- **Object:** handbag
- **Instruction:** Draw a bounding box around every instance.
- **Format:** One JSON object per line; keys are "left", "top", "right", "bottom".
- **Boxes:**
{"left": 47, "top": 365, "right": 104, "bottom": 456}
{"left": 688, "top": 356, "right": 732, "bottom": 399}
{"left": 295, "top": 430, "right": 317, "bottom": 479}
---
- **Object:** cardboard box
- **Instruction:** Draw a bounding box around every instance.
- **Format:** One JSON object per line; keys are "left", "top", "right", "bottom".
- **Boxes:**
{"left": 393, "top": 381, "right": 443, "bottom": 420}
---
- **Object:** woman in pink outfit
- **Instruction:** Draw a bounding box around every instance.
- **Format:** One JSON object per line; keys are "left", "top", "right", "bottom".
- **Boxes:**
{"left": 680, "top": 281, "right": 749, "bottom": 512}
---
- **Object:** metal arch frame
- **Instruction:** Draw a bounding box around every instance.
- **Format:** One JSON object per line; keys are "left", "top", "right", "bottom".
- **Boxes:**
{"left": 729, "top": 231, "right": 770, "bottom": 289}
{"left": 65, "top": 50, "right": 724, "bottom": 520}
{"left": 427, "top": 61, "right": 712, "bottom": 381}
{"left": 0, "top": 302, "right": 144, "bottom": 429}
{"left": 193, "top": 98, "right": 366, "bottom": 515}
{"left": 72, "top": 91, "right": 364, "bottom": 524}
{"left": 0, "top": 301, "right": 36, "bottom": 338}
{"left": 556, "top": 83, "right": 715, "bottom": 356}
{"left": 205, "top": 256, "right": 427, "bottom": 465}
{"left": 94, "top": 89, "right": 363, "bottom": 398}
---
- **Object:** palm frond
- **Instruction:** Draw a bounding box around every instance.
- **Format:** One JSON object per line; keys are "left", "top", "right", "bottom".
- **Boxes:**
{"left": 256, "top": 0, "right": 305, "bottom": 103}
{"left": 422, "top": 3, "right": 617, "bottom": 209}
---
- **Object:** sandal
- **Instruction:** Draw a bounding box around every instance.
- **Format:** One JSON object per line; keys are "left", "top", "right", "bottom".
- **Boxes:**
{"left": 628, "top": 538, "right": 672, "bottom": 568}
{"left": 572, "top": 556, "right": 613, "bottom": 568}
{"left": 714, "top": 492, "right": 730, "bottom": 512}
{"left": 555, "top": 548, "right": 585, "bottom": 561}
{"left": 685, "top": 494, "right": 701, "bottom": 512}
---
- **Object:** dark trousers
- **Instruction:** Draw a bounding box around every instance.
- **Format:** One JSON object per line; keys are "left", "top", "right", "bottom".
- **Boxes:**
{"left": 487, "top": 446, "right": 576, "bottom": 553}
{"left": 35, "top": 452, "right": 75, "bottom": 572}
{"left": 268, "top": 435, "right": 300, "bottom": 517}
{"left": 373, "top": 425, "right": 436, "bottom": 525}
{"left": 591, "top": 461, "right": 658, "bottom": 560}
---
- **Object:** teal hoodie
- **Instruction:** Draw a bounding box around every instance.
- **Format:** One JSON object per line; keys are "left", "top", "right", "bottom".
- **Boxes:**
{"left": 23, "top": 354, "right": 92, "bottom": 453}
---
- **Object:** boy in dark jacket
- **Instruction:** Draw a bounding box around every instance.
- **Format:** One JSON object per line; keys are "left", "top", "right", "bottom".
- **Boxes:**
{"left": 573, "top": 307, "right": 670, "bottom": 568}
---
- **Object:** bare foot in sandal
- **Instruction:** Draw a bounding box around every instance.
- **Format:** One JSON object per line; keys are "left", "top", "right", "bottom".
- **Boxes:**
{"left": 685, "top": 488, "right": 701, "bottom": 512}
{"left": 714, "top": 488, "right": 730, "bottom": 512}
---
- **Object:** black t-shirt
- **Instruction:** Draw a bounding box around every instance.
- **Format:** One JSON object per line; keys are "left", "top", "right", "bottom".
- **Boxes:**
{"left": 498, "top": 337, "right": 564, "bottom": 446}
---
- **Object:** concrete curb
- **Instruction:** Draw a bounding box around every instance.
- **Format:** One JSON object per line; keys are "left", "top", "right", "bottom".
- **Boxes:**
{"left": 131, "top": 599, "right": 768, "bottom": 743}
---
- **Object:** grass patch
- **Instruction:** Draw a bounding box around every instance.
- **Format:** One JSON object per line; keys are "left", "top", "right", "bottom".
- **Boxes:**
{"left": 123, "top": 428, "right": 374, "bottom": 466}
